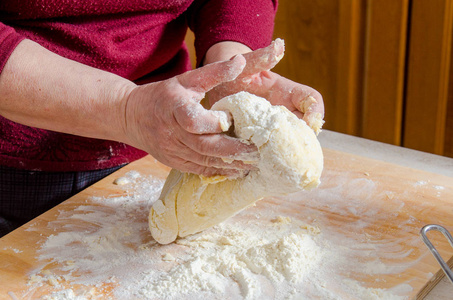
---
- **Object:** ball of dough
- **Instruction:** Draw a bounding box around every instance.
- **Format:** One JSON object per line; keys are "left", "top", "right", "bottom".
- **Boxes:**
{"left": 149, "top": 92, "right": 323, "bottom": 244}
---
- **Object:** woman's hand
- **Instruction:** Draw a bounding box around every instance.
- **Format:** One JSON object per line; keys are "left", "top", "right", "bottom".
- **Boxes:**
{"left": 121, "top": 55, "right": 259, "bottom": 177}
{"left": 0, "top": 40, "right": 257, "bottom": 176}
{"left": 205, "top": 39, "right": 325, "bottom": 133}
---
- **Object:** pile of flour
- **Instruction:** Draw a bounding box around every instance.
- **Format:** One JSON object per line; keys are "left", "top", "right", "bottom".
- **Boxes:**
{"left": 25, "top": 171, "right": 409, "bottom": 300}
{"left": 133, "top": 222, "right": 323, "bottom": 299}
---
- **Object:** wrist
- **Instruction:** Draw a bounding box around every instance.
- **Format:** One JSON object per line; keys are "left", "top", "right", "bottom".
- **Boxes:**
{"left": 203, "top": 41, "right": 252, "bottom": 65}
{"left": 114, "top": 80, "right": 137, "bottom": 145}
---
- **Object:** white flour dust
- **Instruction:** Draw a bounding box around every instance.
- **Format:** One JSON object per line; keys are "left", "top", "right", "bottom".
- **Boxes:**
{"left": 131, "top": 223, "right": 324, "bottom": 300}
{"left": 23, "top": 171, "right": 409, "bottom": 300}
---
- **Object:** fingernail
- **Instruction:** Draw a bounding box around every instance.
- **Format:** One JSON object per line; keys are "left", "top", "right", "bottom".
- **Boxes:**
{"left": 274, "top": 38, "right": 285, "bottom": 49}
{"left": 234, "top": 150, "right": 260, "bottom": 163}
{"left": 213, "top": 111, "right": 232, "bottom": 132}
{"left": 299, "top": 96, "right": 318, "bottom": 113}
{"left": 272, "top": 39, "right": 285, "bottom": 62}
{"left": 224, "top": 169, "right": 249, "bottom": 180}
{"left": 304, "top": 112, "right": 325, "bottom": 135}
{"left": 221, "top": 150, "right": 260, "bottom": 164}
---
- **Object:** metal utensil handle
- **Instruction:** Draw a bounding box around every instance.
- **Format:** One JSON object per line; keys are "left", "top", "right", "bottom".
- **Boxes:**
{"left": 420, "top": 224, "right": 453, "bottom": 284}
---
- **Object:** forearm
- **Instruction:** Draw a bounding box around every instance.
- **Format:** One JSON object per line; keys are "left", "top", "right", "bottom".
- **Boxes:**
{"left": 0, "top": 39, "right": 135, "bottom": 143}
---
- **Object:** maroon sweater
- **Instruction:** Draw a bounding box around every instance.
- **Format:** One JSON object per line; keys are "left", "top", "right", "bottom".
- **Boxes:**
{"left": 0, "top": 0, "right": 277, "bottom": 171}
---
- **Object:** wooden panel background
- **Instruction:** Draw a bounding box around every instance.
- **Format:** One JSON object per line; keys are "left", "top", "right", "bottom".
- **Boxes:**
{"left": 273, "top": 0, "right": 453, "bottom": 158}
{"left": 446, "top": 59, "right": 453, "bottom": 157}
{"left": 404, "top": 0, "right": 453, "bottom": 155}
{"left": 273, "top": 0, "right": 365, "bottom": 136}
{"left": 362, "top": 0, "right": 409, "bottom": 145}
{"left": 273, "top": 0, "right": 411, "bottom": 145}
{"left": 184, "top": 0, "right": 453, "bottom": 158}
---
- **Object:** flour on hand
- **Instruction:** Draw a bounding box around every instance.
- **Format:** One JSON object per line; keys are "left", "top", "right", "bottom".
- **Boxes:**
{"left": 149, "top": 92, "right": 324, "bottom": 244}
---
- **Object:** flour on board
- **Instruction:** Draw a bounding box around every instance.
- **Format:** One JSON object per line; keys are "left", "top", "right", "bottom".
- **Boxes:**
{"left": 22, "top": 172, "right": 410, "bottom": 299}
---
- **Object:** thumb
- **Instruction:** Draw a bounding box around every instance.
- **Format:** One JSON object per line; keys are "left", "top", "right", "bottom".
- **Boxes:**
{"left": 172, "top": 54, "right": 245, "bottom": 134}
{"left": 173, "top": 101, "right": 233, "bottom": 134}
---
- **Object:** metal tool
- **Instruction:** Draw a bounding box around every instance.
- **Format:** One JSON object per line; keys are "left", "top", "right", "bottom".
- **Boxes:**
{"left": 420, "top": 224, "right": 453, "bottom": 284}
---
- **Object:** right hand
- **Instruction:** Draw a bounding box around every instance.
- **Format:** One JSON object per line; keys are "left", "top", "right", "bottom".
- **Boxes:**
{"left": 120, "top": 55, "right": 259, "bottom": 177}
{"left": 205, "top": 39, "right": 325, "bottom": 132}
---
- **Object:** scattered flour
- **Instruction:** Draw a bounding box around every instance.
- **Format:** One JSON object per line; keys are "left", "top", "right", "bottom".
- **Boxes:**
{"left": 2, "top": 246, "right": 23, "bottom": 253}
{"left": 342, "top": 279, "right": 413, "bottom": 300}
{"left": 133, "top": 225, "right": 323, "bottom": 299}
{"left": 41, "top": 289, "right": 88, "bottom": 300}
{"left": 23, "top": 172, "right": 410, "bottom": 300}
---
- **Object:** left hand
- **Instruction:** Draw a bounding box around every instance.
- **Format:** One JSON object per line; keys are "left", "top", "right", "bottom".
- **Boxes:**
{"left": 206, "top": 39, "right": 325, "bottom": 133}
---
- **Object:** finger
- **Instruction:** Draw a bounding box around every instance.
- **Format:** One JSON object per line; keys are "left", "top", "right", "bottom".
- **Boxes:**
{"left": 177, "top": 160, "right": 249, "bottom": 178}
{"left": 303, "top": 111, "right": 325, "bottom": 135}
{"left": 290, "top": 89, "right": 325, "bottom": 134}
{"left": 166, "top": 131, "right": 257, "bottom": 170}
{"left": 290, "top": 89, "right": 325, "bottom": 116}
{"left": 173, "top": 101, "right": 233, "bottom": 134}
{"left": 178, "top": 150, "right": 257, "bottom": 171}
{"left": 177, "top": 54, "right": 246, "bottom": 93}
{"left": 178, "top": 132, "right": 260, "bottom": 163}
{"left": 240, "top": 38, "right": 285, "bottom": 77}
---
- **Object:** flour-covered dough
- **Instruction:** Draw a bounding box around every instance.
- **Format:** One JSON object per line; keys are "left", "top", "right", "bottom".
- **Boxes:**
{"left": 149, "top": 92, "right": 324, "bottom": 244}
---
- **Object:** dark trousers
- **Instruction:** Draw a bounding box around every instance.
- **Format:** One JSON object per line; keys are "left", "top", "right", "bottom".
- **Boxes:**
{"left": 0, "top": 165, "right": 123, "bottom": 237}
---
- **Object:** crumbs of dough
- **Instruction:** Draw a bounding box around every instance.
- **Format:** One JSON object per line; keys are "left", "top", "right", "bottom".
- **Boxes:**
{"left": 113, "top": 171, "right": 141, "bottom": 185}
{"left": 162, "top": 253, "right": 176, "bottom": 262}
{"left": 271, "top": 215, "right": 292, "bottom": 224}
{"left": 300, "top": 224, "right": 321, "bottom": 235}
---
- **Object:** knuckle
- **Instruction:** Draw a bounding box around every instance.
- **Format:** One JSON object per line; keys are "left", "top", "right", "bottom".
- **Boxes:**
{"left": 202, "top": 155, "right": 217, "bottom": 168}
{"left": 184, "top": 115, "right": 202, "bottom": 133}
{"left": 174, "top": 103, "right": 205, "bottom": 133}
{"left": 199, "top": 167, "right": 220, "bottom": 177}
{"left": 174, "top": 159, "right": 191, "bottom": 173}
{"left": 181, "top": 161, "right": 208, "bottom": 176}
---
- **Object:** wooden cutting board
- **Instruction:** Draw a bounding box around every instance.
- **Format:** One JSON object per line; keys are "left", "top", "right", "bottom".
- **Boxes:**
{"left": 0, "top": 148, "right": 452, "bottom": 299}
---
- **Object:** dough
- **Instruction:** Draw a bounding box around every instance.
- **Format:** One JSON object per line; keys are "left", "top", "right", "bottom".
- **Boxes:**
{"left": 149, "top": 92, "right": 324, "bottom": 244}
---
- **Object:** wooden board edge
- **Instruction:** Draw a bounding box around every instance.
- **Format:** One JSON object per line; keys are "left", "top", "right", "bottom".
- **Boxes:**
{"left": 416, "top": 255, "right": 453, "bottom": 299}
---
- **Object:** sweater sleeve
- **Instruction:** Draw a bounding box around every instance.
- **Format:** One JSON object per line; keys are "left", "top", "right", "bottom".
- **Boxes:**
{"left": 0, "top": 22, "right": 25, "bottom": 74}
{"left": 187, "top": 0, "right": 278, "bottom": 66}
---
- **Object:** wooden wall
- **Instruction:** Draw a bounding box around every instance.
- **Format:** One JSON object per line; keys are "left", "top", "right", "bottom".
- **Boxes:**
{"left": 403, "top": 0, "right": 453, "bottom": 156}
{"left": 273, "top": 0, "right": 453, "bottom": 158}
{"left": 185, "top": 0, "right": 453, "bottom": 158}
{"left": 273, "top": 0, "right": 366, "bottom": 137}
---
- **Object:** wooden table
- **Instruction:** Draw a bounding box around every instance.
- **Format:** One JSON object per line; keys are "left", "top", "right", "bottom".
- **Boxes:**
{"left": 320, "top": 131, "right": 453, "bottom": 299}
{"left": 1, "top": 130, "right": 452, "bottom": 299}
